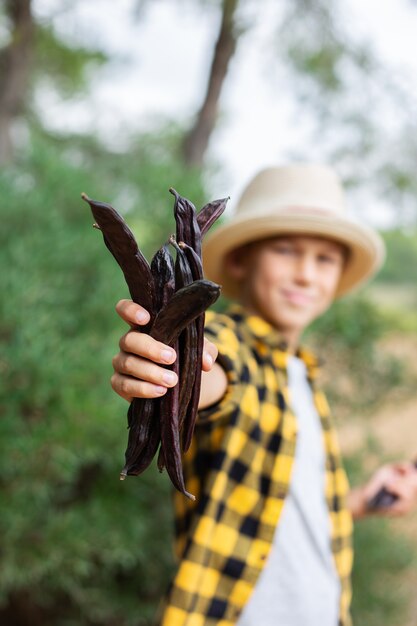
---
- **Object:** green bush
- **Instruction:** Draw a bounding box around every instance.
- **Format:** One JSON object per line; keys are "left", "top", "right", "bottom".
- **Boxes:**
{"left": 377, "top": 229, "right": 417, "bottom": 285}
{"left": 306, "top": 294, "right": 405, "bottom": 416}
{"left": 0, "top": 129, "right": 207, "bottom": 625}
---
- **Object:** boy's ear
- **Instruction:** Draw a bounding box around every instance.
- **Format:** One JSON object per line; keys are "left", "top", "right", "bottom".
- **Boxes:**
{"left": 224, "top": 246, "right": 250, "bottom": 281}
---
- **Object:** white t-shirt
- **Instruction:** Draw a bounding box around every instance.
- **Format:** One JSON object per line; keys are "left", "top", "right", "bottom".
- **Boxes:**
{"left": 236, "top": 356, "right": 341, "bottom": 626}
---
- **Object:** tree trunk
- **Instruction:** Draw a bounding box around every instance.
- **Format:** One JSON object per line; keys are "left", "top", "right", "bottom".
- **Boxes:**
{"left": 182, "top": 0, "right": 240, "bottom": 168}
{"left": 0, "top": 0, "right": 34, "bottom": 165}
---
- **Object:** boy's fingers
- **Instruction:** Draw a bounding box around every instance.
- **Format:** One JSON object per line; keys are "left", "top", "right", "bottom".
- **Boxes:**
{"left": 202, "top": 337, "right": 218, "bottom": 372}
{"left": 119, "top": 330, "right": 176, "bottom": 365}
{"left": 110, "top": 372, "right": 168, "bottom": 402}
{"left": 112, "top": 351, "right": 178, "bottom": 388}
{"left": 115, "top": 299, "right": 150, "bottom": 327}
{"left": 394, "top": 462, "right": 417, "bottom": 476}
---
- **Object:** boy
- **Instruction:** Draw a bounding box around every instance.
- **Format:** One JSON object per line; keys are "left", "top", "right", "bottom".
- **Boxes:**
{"left": 110, "top": 164, "right": 417, "bottom": 625}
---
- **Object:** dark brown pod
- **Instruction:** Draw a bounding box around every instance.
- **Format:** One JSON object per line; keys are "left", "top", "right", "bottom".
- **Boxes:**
{"left": 120, "top": 398, "right": 155, "bottom": 479}
{"left": 170, "top": 188, "right": 202, "bottom": 259}
{"left": 82, "top": 193, "right": 156, "bottom": 321}
{"left": 156, "top": 444, "right": 165, "bottom": 473}
{"left": 170, "top": 237, "right": 198, "bottom": 433}
{"left": 150, "top": 244, "right": 175, "bottom": 311}
{"left": 121, "top": 244, "right": 176, "bottom": 478}
{"left": 197, "top": 196, "right": 229, "bottom": 237}
{"left": 178, "top": 242, "right": 205, "bottom": 452}
{"left": 121, "top": 408, "right": 161, "bottom": 478}
{"left": 158, "top": 343, "right": 195, "bottom": 500}
{"left": 180, "top": 241, "right": 203, "bottom": 279}
{"left": 151, "top": 279, "right": 220, "bottom": 345}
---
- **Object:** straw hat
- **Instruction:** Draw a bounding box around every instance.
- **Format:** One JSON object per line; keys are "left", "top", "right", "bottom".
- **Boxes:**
{"left": 203, "top": 164, "right": 385, "bottom": 298}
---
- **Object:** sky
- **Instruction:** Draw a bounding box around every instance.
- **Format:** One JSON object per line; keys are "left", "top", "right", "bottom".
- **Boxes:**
{"left": 33, "top": 0, "right": 417, "bottom": 225}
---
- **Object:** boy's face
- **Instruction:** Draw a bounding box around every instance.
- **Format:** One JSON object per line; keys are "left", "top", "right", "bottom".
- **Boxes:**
{"left": 227, "top": 235, "right": 346, "bottom": 345}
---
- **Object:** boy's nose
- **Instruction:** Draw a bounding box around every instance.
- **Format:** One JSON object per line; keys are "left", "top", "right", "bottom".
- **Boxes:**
{"left": 294, "top": 256, "right": 316, "bottom": 284}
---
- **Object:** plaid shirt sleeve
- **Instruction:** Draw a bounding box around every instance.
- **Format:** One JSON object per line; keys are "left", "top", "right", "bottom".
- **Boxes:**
{"left": 158, "top": 307, "right": 353, "bottom": 626}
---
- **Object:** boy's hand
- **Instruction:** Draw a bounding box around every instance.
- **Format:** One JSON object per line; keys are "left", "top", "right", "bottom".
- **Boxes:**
{"left": 110, "top": 299, "right": 218, "bottom": 403}
{"left": 348, "top": 461, "right": 417, "bottom": 520}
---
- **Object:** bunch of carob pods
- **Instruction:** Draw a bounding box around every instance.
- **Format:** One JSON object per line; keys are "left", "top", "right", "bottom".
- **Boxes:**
{"left": 82, "top": 188, "right": 229, "bottom": 499}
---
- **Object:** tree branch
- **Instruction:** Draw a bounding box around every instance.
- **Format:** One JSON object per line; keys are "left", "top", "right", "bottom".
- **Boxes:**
{"left": 182, "top": 0, "right": 240, "bottom": 168}
{"left": 0, "top": 0, "right": 34, "bottom": 165}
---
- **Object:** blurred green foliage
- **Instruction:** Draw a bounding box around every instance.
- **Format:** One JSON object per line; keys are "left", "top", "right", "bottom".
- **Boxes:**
{"left": 306, "top": 293, "right": 408, "bottom": 417}
{"left": 34, "top": 24, "right": 107, "bottom": 97}
{"left": 377, "top": 229, "right": 417, "bottom": 284}
{"left": 310, "top": 294, "right": 386, "bottom": 355}
{"left": 0, "top": 127, "right": 208, "bottom": 625}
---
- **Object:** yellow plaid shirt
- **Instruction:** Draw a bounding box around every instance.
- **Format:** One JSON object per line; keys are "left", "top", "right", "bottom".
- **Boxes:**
{"left": 160, "top": 305, "right": 353, "bottom": 626}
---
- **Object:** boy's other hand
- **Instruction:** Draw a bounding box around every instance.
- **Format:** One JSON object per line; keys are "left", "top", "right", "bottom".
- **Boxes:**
{"left": 349, "top": 461, "right": 417, "bottom": 520}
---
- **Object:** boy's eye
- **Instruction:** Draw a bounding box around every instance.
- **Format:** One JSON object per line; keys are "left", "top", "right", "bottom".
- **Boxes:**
{"left": 318, "top": 254, "right": 341, "bottom": 265}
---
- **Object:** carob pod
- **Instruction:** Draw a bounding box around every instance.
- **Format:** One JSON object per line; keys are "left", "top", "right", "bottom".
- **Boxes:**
{"left": 171, "top": 235, "right": 193, "bottom": 287}
{"left": 197, "top": 196, "right": 229, "bottom": 238}
{"left": 179, "top": 242, "right": 206, "bottom": 452}
{"left": 121, "top": 399, "right": 155, "bottom": 477}
{"left": 150, "top": 279, "right": 220, "bottom": 345}
{"left": 170, "top": 236, "right": 197, "bottom": 434}
{"left": 153, "top": 280, "right": 221, "bottom": 499}
{"left": 123, "top": 395, "right": 163, "bottom": 479}
{"left": 82, "top": 193, "right": 156, "bottom": 324}
{"left": 170, "top": 187, "right": 202, "bottom": 259}
{"left": 156, "top": 445, "right": 166, "bottom": 473}
{"left": 150, "top": 244, "right": 176, "bottom": 311}
{"left": 180, "top": 241, "right": 203, "bottom": 278}
{"left": 150, "top": 245, "right": 176, "bottom": 474}
{"left": 121, "top": 245, "right": 177, "bottom": 479}
{"left": 151, "top": 244, "right": 176, "bottom": 475}
{"left": 83, "top": 192, "right": 159, "bottom": 479}
{"left": 159, "top": 352, "right": 193, "bottom": 497}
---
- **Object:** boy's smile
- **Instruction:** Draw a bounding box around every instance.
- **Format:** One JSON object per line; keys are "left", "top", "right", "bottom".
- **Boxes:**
{"left": 226, "top": 234, "right": 347, "bottom": 349}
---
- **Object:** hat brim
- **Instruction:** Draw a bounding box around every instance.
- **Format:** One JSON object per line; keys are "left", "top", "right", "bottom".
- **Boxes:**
{"left": 202, "top": 208, "right": 386, "bottom": 299}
